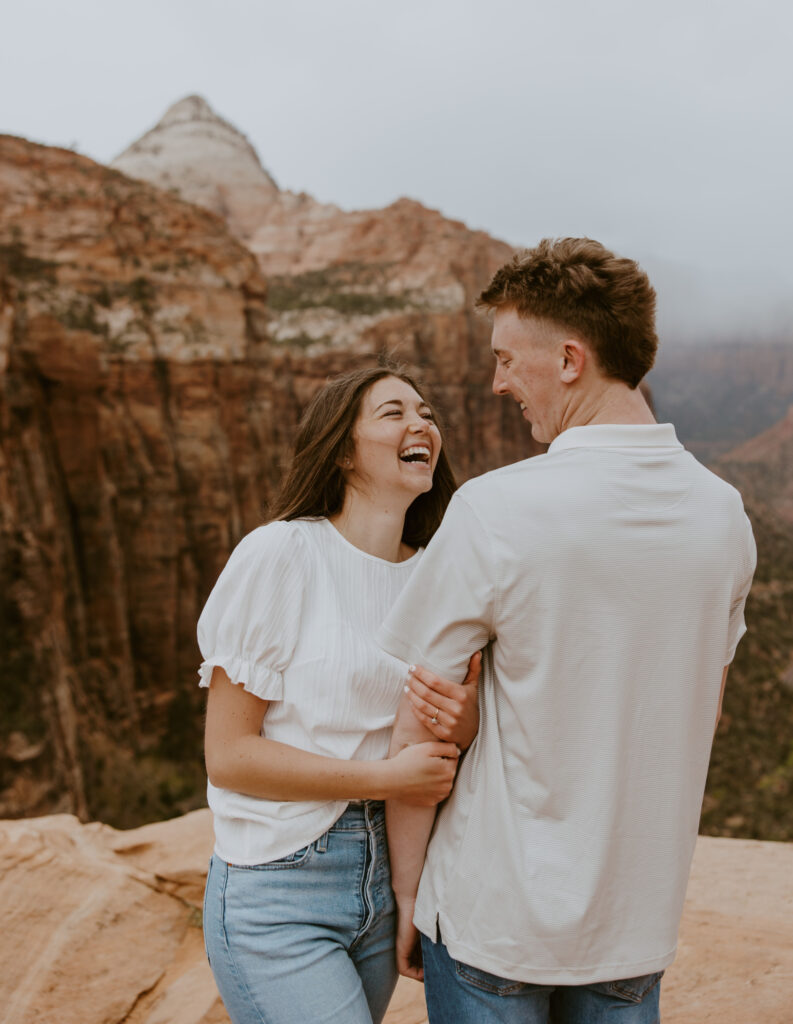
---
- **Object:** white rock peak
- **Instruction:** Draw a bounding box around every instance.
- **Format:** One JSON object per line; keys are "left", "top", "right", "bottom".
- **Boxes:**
{"left": 112, "top": 94, "right": 279, "bottom": 239}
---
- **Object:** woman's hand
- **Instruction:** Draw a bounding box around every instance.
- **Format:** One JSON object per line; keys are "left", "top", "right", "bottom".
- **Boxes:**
{"left": 405, "top": 650, "right": 482, "bottom": 748}
{"left": 386, "top": 741, "right": 459, "bottom": 805}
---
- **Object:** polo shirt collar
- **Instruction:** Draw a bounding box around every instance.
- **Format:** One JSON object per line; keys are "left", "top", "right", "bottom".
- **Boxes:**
{"left": 548, "top": 423, "right": 683, "bottom": 453}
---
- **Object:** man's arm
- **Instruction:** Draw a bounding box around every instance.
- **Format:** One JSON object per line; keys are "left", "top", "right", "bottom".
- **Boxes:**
{"left": 386, "top": 691, "right": 437, "bottom": 981}
{"left": 385, "top": 652, "right": 481, "bottom": 980}
{"left": 379, "top": 492, "right": 496, "bottom": 975}
{"left": 377, "top": 491, "right": 496, "bottom": 680}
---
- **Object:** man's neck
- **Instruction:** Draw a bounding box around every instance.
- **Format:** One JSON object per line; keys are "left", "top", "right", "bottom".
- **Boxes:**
{"left": 558, "top": 380, "right": 656, "bottom": 434}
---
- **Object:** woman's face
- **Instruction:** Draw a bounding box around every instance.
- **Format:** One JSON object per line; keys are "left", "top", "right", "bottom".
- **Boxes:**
{"left": 345, "top": 376, "right": 442, "bottom": 502}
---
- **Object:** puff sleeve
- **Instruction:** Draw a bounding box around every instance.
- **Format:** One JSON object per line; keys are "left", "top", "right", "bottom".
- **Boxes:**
{"left": 197, "top": 521, "right": 308, "bottom": 701}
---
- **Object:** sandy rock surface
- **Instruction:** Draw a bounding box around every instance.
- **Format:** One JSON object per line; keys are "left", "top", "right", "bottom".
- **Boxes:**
{"left": 0, "top": 810, "right": 791, "bottom": 1024}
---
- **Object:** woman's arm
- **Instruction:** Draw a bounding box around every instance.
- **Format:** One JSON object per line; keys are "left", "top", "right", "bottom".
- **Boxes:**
{"left": 204, "top": 666, "right": 459, "bottom": 805}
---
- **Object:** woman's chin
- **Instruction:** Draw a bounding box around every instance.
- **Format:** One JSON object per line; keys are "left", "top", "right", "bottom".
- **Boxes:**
{"left": 409, "top": 476, "right": 434, "bottom": 498}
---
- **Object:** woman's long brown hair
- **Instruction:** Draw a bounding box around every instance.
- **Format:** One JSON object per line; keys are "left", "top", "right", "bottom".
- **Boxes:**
{"left": 268, "top": 366, "right": 457, "bottom": 548}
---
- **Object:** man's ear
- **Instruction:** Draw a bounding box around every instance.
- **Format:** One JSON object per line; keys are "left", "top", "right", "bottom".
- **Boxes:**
{"left": 560, "top": 339, "right": 586, "bottom": 383}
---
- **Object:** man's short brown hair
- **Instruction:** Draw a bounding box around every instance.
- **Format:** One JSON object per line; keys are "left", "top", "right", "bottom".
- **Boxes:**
{"left": 477, "top": 238, "right": 658, "bottom": 388}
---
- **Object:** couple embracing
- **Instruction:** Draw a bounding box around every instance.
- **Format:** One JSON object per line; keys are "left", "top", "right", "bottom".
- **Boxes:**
{"left": 198, "top": 238, "right": 755, "bottom": 1024}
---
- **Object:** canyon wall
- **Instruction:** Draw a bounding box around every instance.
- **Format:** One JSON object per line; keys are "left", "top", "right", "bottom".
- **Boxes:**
{"left": 3, "top": 95, "right": 791, "bottom": 836}
{"left": 0, "top": 134, "right": 538, "bottom": 824}
{"left": 701, "top": 409, "right": 793, "bottom": 840}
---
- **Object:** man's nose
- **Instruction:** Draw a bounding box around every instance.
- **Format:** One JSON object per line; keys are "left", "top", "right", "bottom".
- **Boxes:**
{"left": 492, "top": 367, "right": 509, "bottom": 396}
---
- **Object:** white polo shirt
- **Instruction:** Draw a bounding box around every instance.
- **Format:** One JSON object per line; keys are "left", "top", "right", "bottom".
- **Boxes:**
{"left": 378, "top": 423, "right": 756, "bottom": 985}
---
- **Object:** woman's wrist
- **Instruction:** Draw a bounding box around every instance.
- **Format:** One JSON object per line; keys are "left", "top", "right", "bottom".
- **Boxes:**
{"left": 362, "top": 757, "right": 394, "bottom": 801}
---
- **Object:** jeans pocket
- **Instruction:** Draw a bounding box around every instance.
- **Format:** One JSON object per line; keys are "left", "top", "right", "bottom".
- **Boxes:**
{"left": 230, "top": 843, "right": 315, "bottom": 870}
{"left": 593, "top": 970, "right": 664, "bottom": 1004}
{"left": 455, "top": 960, "right": 542, "bottom": 996}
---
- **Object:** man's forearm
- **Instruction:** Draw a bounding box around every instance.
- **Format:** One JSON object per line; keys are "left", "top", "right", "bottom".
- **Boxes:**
{"left": 386, "top": 692, "right": 439, "bottom": 902}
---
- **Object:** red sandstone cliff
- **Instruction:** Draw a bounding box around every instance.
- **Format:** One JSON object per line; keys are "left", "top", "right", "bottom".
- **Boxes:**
{"left": 0, "top": 133, "right": 538, "bottom": 824}
{"left": 3, "top": 96, "right": 786, "bottom": 838}
{"left": 700, "top": 409, "right": 793, "bottom": 843}
{"left": 112, "top": 97, "right": 519, "bottom": 362}
{"left": 718, "top": 404, "right": 793, "bottom": 523}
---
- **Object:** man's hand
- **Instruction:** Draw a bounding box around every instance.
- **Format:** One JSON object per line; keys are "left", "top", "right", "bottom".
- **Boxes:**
{"left": 395, "top": 898, "right": 424, "bottom": 981}
{"left": 405, "top": 651, "right": 481, "bottom": 749}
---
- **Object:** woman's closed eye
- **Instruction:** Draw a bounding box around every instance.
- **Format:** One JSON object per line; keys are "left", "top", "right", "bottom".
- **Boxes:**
{"left": 382, "top": 408, "right": 434, "bottom": 420}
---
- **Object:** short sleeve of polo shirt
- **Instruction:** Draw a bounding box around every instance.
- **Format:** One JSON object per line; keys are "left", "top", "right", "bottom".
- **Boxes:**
{"left": 196, "top": 521, "right": 307, "bottom": 701}
{"left": 377, "top": 491, "right": 496, "bottom": 681}
{"left": 724, "top": 511, "right": 757, "bottom": 665}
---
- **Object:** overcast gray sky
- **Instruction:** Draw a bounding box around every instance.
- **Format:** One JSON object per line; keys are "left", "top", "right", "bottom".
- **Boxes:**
{"left": 2, "top": 0, "right": 792, "bottom": 342}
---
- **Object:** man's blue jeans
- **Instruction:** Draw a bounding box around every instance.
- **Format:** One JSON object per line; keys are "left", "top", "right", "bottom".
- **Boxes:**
{"left": 421, "top": 934, "right": 663, "bottom": 1023}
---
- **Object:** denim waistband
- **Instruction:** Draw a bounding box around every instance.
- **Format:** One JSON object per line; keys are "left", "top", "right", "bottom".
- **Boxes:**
{"left": 330, "top": 800, "right": 385, "bottom": 831}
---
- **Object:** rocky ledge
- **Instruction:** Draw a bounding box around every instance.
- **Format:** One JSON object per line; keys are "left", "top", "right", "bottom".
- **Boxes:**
{"left": 0, "top": 811, "right": 790, "bottom": 1023}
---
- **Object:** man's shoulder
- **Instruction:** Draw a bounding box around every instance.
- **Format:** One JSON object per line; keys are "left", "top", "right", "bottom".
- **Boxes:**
{"left": 681, "top": 452, "right": 749, "bottom": 510}
{"left": 455, "top": 452, "right": 574, "bottom": 508}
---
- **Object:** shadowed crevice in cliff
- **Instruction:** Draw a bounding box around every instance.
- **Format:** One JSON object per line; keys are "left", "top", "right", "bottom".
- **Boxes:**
{"left": 0, "top": 135, "right": 542, "bottom": 827}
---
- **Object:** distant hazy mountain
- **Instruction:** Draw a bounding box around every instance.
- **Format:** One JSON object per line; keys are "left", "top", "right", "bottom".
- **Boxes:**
{"left": 650, "top": 338, "right": 793, "bottom": 462}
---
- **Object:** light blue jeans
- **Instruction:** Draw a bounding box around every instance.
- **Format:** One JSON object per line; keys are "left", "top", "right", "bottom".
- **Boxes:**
{"left": 203, "top": 802, "right": 397, "bottom": 1024}
{"left": 421, "top": 934, "right": 663, "bottom": 1024}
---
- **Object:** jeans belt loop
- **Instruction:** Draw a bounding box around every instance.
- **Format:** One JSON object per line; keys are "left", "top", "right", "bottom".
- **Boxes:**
{"left": 316, "top": 829, "right": 329, "bottom": 853}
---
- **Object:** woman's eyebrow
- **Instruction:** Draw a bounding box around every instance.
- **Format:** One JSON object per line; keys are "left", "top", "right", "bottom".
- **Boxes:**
{"left": 373, "top": 399, "right": 404, "bottom": 412}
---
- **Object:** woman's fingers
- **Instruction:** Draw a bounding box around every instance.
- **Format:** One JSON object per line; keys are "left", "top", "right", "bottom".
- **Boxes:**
{"left": 406, "top": 671, "right": 458, "bottom": 716}
{"left": 406, "top": 658, "right": 483, "bottom": 743}
{"left": 408, "top": 663, "right": 457, "bottom": 702}
{"left": 407, "top": 686, "right": 447, "bottom": 720}
{"left": 406, "top": 658, "right": 482, "bottom": 749}
{"left": 425, "top": 741, "right": 460, "bottom": 758}
{"left": 406, "top": 690, "right": 453, "bottom": 739}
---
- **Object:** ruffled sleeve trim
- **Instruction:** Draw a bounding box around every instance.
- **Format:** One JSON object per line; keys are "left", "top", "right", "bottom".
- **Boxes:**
{"left": 197, "top": 655, "right": 285, "bottom": 702}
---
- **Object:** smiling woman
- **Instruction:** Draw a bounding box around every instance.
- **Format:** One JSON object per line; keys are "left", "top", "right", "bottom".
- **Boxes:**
{"left": 269, "top": 367, "right": 457, "bottom": 552}
{"left": 198, "top": 365, "right": 480, "bottom": 1024}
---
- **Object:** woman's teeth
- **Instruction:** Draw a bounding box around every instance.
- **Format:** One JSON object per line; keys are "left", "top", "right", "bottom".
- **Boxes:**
{"left": 399, "top": 445, "right": 431, "bottom": 463}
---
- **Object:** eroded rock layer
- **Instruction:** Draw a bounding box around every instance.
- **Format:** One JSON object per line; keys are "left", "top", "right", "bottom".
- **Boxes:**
{"left": 0, "top": 135, "right": 538, "bottom": 823}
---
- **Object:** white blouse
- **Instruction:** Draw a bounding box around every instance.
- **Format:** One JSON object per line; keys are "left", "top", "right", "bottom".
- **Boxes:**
{"left": 197, "top": 517, "right": 420, "bottom": 865}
